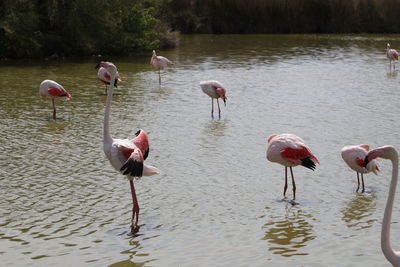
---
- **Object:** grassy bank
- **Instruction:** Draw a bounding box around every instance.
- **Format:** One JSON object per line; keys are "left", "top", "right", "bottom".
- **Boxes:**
{"left": 167, "top": 0, "right": 400, "bottom": 34}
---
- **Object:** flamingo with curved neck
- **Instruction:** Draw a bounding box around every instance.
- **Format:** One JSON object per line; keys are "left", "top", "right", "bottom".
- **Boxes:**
{"left": 97, "top": 61, "right": 159, "bottom": 232}
{"left": 364, "top": 145, "right": 399, "bottom": 266}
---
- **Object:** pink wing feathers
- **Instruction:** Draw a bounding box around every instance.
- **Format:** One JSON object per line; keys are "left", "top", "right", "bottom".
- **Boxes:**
{"left": 48, "top": 87, "right": 72, "bottom": 99}
{"left": 280, "top": 146, "right": 319, "bottom": 170}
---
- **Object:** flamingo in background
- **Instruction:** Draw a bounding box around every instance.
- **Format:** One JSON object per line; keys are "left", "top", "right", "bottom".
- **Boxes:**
{"left": 39, "top": 79, "right": 71, "bottom": 120}
{"left": 363, "top": 146, "right": 399, "bottom": 266}
{"left": 96, "top": 66, "right": 122, "bottom": 94}
{"left": 150, "top": 50, "right": 174, "bottom": 84}
{"left": 387, "top": 43, "right": 398, "bottom": 72}
{"left": 266, "top": 133, "right": 320, "bottom": 201}
{"left": 341, "top": 144, "right": 380, "bottom": 193}
{"left": 200, "top": 80, "right": 227, "bottom": 118}
{"left": 98, "top": 61, "right": 159, "bottom": 232}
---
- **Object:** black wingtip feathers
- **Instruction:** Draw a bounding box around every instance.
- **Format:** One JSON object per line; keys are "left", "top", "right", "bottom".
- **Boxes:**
{"left": 301, "top": 157, "right": 316, "bottom": 171}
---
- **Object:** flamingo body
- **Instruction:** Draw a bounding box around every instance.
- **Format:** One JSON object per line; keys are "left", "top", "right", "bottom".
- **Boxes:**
{"left": 266, "top": 133, "right": 319, "bottom": 200}
{"left": 200, "top": 80, "right": 227, "bottom": 117}
{"left": 39, "top": 79, "right": 71, "bottom": 120}
{"left": 150, "top": 50, "right": 174, "bottom": 84}
{"left": 97, "top": 67, "right": 122, "bottom": 87}
{"left": 341, "top": 145, "right": 380, "bottom": 174}
{"left": 387, "top": 43, "right": 399, "bottom": 71}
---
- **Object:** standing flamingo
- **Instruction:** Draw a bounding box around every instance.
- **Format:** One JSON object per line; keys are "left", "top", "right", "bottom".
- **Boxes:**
{"left": 341, "top": 144, "right": 380, "bottom": 193}
{"left": 96, "top": 66, "right": 122, "bottom": 94}
{"left": 363, "top": 146, "right": 399, "bottom": 266}
{"left": 99, "top": 61, "right": 159, "bottom": 232}
{"left": 266, "top": 133, "right": 320, "bottom": 201}
{"left": 39, "top": 80, "right": 71, "bottom": 120}
{"left": 200, "top": 80, "right": 227, "bottom": 118}
{"left": 387, "top": 43, "right": 399, "bottom": 72}
{"left": 150, "top": 50, "right": 174, "bottom": 84}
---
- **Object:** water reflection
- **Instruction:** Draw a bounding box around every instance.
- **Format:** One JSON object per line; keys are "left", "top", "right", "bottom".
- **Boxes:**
{"left": 341, "top": 193, "right": 377, "bottom": 230}
{"left": 262, "top": 205, "right": 315, "bottom": 257}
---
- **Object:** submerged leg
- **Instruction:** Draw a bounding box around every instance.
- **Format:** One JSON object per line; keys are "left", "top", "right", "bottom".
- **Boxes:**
{"left": 283, "top": 167, "right": 288, "bottom": 198}
{"left": 52, "top": 98, "right": 56, "bottom": 120}
{"left": 361, "top": 173, "right": 365, "bottom": 193}
{"left": 129, "top": 180, "right": 140, "bottom": 230}
{"left": 289, "top": 167, "right": 296, "bottom": 200}
{"left": 158, "top": 69, "right": 161, "bottom": 84}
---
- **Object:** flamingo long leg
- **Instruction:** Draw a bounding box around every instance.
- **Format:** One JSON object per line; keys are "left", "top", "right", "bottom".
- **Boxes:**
{"left": 283, "top": 167, "right": 288, "bottom": 197}
{"left": 158, "top": 69, "right": 161, "bottom": 84}
{"left": 361, "top": 173, "right": 365, "bottom": 193}
{"left": 211, "top": 98, "right": 214, "bottom": 117}
{"left": 129, "top": 180, "right": 140, "bottom": 227}
{"left": 216, "top": 98, "right": 221, "bottom": 116}
{"left": 356, "top": 172, "right": 360, "bottom": 192}
{"left": 52, "top": 98, "right": 56, "bottom": 120}
{"left": 289, "top": 167, "right": 296, "bottom": 200}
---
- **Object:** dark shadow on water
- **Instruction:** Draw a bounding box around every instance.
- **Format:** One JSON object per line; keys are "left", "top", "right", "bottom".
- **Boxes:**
{"left": 262, "top": 205, "right": 315, "bottom": 257}
{"left": 341, "top": 191, "right": 377, "bottom": 230}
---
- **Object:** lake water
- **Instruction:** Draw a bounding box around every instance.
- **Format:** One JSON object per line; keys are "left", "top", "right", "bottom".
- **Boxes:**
{"left": 1, "top": 34, "right": 400, "bottom": 266}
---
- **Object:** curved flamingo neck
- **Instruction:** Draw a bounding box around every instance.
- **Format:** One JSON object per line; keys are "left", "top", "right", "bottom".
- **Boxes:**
{"left": 103, "top": 73, "right": 115, "bottom": 145}
{"left": 381, "top": 153, "right": 399, "bottom": 264}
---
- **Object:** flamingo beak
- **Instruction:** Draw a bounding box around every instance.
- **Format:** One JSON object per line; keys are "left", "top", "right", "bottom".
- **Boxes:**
{"left": 95, "top": 63, "right": 100, "bottom": 69}
{"left": 223, "top": 97, "right": 227, "bottom": 106}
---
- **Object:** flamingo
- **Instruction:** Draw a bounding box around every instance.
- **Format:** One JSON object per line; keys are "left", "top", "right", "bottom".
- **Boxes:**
{"left": 387, "top": 43, "right": 399, "bottom": 72}
{"left": 39, "top": 79, "right": 71, "bottom": 120}
{"left": 363, "top": 146, "right": 399, "bottom": 266}
{"left": 99, "top": 61, "right": 160, "bottom": 231}
{"left": 150, "top": 50, "right": 174, "bottom": 84}
{"left": 266, "top": 133, "right": 320, "bottom": 201}
{"left": 341, "top": 144, "right": 380, "bottom": 193}
{"left": 200, "top": 80, "right": 227, "bottom": 118}
{"left": 96, "top": 66, "right": 122, "bottom": 94}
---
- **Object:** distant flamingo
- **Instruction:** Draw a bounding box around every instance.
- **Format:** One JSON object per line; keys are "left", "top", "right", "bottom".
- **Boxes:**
{"left": 200, "top": 80, "right": 227, "bottom": 118}
{"left": 99, "top": 61, "right": 159, "bottom": 232}
{"left": 341, "top": 144, "right": 380, "bottom": 193}
{"left": 387, "top": 43, "right": 399, "bottom": 72}
{"left": 150, "top": 50, "right": 174, "bottom": 84}
{"left": 96, "top": 66, "right": 122, "bottom": 94}
{"left": 39, "top": 79, "right": 71, "bottom": 120}
{"left": 363, "top": 146, "right": 399, "bottom": 266}
{"left": 266, "top": 133, "right": 320, "bottom": 200}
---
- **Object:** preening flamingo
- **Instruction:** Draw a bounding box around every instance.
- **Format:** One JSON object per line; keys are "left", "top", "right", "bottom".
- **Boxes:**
{"left": 266, "top": 133, "right": 319, "bottom": 200}
{"left": 96, "top": 65, "right": 122, "bottom": 94}
{"left": 99, "top": 61, "right": 159, "bottom": 231}
{"left": 39, "top": 79, "right": 71, "bottom": 120}
{"left": 200, "top": 80, "right": 227, "bottom": 118}
{"left": 363, "top": 146, "right": 399, "bottom": 266}
{"left": 150, "top": 50, "right": 174, "bottom": 84}
{"left": 387, "top": 43, "right": 399, "bottom": 72}
{"left": 341, "top": 144, "right": 380, "bottom": 193}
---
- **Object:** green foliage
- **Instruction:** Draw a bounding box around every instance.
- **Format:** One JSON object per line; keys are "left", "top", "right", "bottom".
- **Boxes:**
{"left": 0, "top": 0, "right": 174, "bottom": 59}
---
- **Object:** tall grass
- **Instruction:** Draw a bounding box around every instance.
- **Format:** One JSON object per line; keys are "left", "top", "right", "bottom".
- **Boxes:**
{"left": 167, "top": 0, "right": 400, "bottom": 33}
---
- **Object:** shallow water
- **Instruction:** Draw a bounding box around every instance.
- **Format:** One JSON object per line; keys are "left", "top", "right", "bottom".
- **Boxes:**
{"left": 1, "top": 34, "right": 400, "bottom": 266}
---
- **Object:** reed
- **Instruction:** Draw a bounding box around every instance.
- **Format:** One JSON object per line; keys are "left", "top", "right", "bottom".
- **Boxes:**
{"left": 167, "top": 0, "right": 400, "bottom": 33}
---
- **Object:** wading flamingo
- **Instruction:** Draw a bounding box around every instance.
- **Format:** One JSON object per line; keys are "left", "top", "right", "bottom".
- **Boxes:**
{"left": 363, "top": 146, "right": 399, "bottom": 266}
{"left": 387, "top": 43, "right": 399, "bottom": 72}
{"left": 150, "top": 50, "right": 174, "bottom": 84}
{"left": 96, "top": 66, "right": 122, "bottom": 94}
{"left": 98, "top": 61, "right": 159, "bottom": 232}
{"left": 200, "top": 80, "right": 227, "bottom": 118}
{"left": 341, "top": 144, "right": 380, "bottom": 193}
{"left": 39, "top": 79, "right": 71, "bottom": 120}
{"left": 266, "top": 133, "right": 319, "bottom": 201}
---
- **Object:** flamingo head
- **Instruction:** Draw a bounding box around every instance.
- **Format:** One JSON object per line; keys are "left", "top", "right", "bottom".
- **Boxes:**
{"left": 364, "top": 145, "right": 398, "bottom": 167}
{"left": 215, "top": 87, "right": 227, "bottom": 106}
{"left": 267, "top": 134, "right": 278, "bottom": 143}
{"left": 152, "top": 50, "right": 156, "bottom": 57}
{"left": 96, "top": 61, "right": 118, "bottom": 76}
{"left": 387, "top": 43, "right": 391, "bottom": 49}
